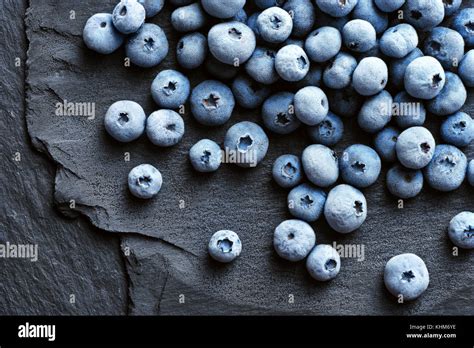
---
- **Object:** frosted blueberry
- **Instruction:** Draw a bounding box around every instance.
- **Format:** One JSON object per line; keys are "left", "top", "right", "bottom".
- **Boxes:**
{"left": 171, "top": 3, "right": 207, "bottom": 32}
{"left": 305, "top": 27, "right": 342, "bottom": 63}
{"left": 245, "top": 47, "right": 279, "bottom": 85}
{"left": 315, "top": 0, "right": 358, "bottom": 17}
{"left": 386, "top": 164, "right": 423, "bottom": 199}
{"left": 448, "top": 212, "right": 474, "bottom": 249}
{"left": 176, "top": 32, "right": 207, "bottom": 69}
{"left": 231, "top": 75, "right": 271, "bottom": 109}
{"left": 275, "top": 45, "right": 310, "bottom": 82}
{"left": 146, "top": 110, "right": 185, "bottom": 147}
{"left": 342, "top": 19, "right": 377, "bottom": 53}
{"left": 128, "top": 164, "right": 163, "bottom": 199}
{"left": 423, "top": 27, "right": 465, "bottom": 71}
{"left": 190, "top": 80, "right": 235, "bottom": 126}
{"left": 393, "top": 92, "right": 426, "bottom": 129}
{"left": 405, "top": 57, "right": 446, "bottom": 100}
{"left": 403, "top": 0, "right": 444, "bottom": 32}
{"left": 208, "top": 230, "right": 242, "bottom": 263}
{"left": 306, "top": 244, "right": 341, "bottom": 281}
{"left": 426, "top": 72, "right": 467, "bottom": 117}
{"left": 151, "top": 70, "right": 190, "bottom": 109}
{"left": 396, "top": 127, "right": 435, "bottom": 169}
{"left": 358, "top": 90, "right": 393, "bottom": 133}
{"left": 83, "top": 13, "right": 124, "bottom": 54}
{"left": 380, "top": 24, "right": 418, "bottom": 58}
{"left": 374, "top": 127, "right": 400, "bottom": 162}
{"left": 302, "top": 144, "right": 339, "bottom": 188}
{"left": 424, "top": 144, "right": 467, "bottom": 192}
{"left": 189, "top": 139, "right": 222, "bottom": 173}
{"left": 272, "top": 154, "right": 303, "bottom": 189}
{"left": 104, "top": 100, "right": 146, "bottom": 142}
{"left": 201, "top": 0, "right": 246, "bottom": 19}
{"left": 112, "top": 0, "right": 146, "bottom": 34}
{"left": 287, "top": 183, "right": 327, "bottom": 222}
{"left": 273, "top": 219, "right": 316, "bottom": 262}
{"left": 262, "top": 92, "right": 301, "bottom": 134}
{"left": 257, "top": 7, "right": 293, "bottom": 43}
{"left": 352, "top": 57, "right": 388, "bottom": 96}
{"left": 125, "top": 23, "right": 169, "bottom": 68}
{"left": 323, "top": 52, "right": 357, "bottom": 89}
{"left": 340, "top": 144, "right": 382, "bottom": 188}
{"left": 308, "top": 112, "right": 344, "bottom": 147}
{"left": 294, "top": 87, "right": 328, "bottom": 126}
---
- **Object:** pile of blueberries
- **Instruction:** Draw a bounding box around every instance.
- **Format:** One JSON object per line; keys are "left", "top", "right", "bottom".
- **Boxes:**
{"left": 83, "top": 0, "right": 474, "bottom": 302}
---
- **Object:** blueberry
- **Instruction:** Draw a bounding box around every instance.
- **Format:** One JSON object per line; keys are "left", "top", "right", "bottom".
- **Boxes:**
{"left": 138, "top": 0, "right": 164, "bottom": 17}
{"left": 305, "top": 27, "right": 342, "bottom": 63}
{"left": 442, "top": 0, "right": 461, "bottom": 16}
{"left": 294, "top": 65, "right": 323, "bottom": 89}
{"left": 205, "top": 56, "right": 239, "bottom": 80}
{"left": 294, "top": 87, "right": 329, "bottom": 126}
{"left": 146, "top": 110, "right": 185, "bottom": 147}
{"left": 273, "top": 219, "right": 316, "bottom": 262}
{"left": 233, "top": 8, "right": 248, "bottom": 23}
{"left": 327, "top": 86, "right": 363, "bottom": 118}
{"left": 246, "top": 12, "right": 262, "bottom": 38}
{"left": 257, "top": 7, "right": 294, "bottom": 43}
{"left": 374, "top": 0, "right": 405, "bottom": 12}
{"left": 231, "top": 74, "right": 271, "bottom": 109}
{"left": 386, "top": 164, "right": 423, "bottom": 199}
{"left": 440, "top": 112, "right": 474, "bottom": 148}
{"left": 389, "top": 48, "right": 423, "bottom": 90}
{"left": 358, "top": 90, "right": 393, "bottom": 133}
{"left": 426, "top": 72, "right": 467, "bottom": 116}
{"left": 459, "top": 50, "right": 474, "bottom": 87}
{"left": 104, "top": 100, "right": 146, "bottom": 142}
{"left": 308, "top": 111, "right": 344, "bottom": 147}
{"left": 324, "top": 184, "right": 367, "bottom": 233}
{"left": 201, "top": 0, "right": 245, "bottom": 19}
{"left": 245, "top": 47, "right": 279, "bottom": 85}
{"left": 306, "top": 244, "right": 341, "bottom": 281}
{"left": 323, "top": 52, "right": 357, "bottom": 89}
{"left": 403, "top": 0, "right": 445, "bottom": 32}
{"left": 353, "top": 0, "right": 388, "bottom": 34}
{"left": 189, "top": 139, "right": 222, "bottom": 172}
{"left": 171, "top": 3, "right": 207, "bottom": 32}
{"left": 128, "top": 164, "right": 163, "bottom": 199}
{"left": 223, "top": 121, "right": 269, "bottom": 168}
{"left": 83, "top": 13, "right": 124, "bottom": 55}
{"left": 352, "top": 57, "right": 388, "bottom": 96}
{"left": 396, "top": 127, "right": 435, "bottom": 169}
{"left": 342, "top": 19, "right": 377, "bottom": 53}
{"left": 272, "top": 154, "right": 304, "bottom": 189}
{"left": 255, "top": 0, "right": 286, "bottom": 9}
{"left": 469, "top": 160, "right": 474, "bottom": 187}
{"left": 452, "top": 8, "right": 474, "bottom": 47}
{"left": 423, "top": 27, "right": 465, "bottom": 70}
{"left": 151, "top": 70, "right": 190, "bottom": 109}
{"left": 262, "top": 92, "right": 301, "bottom": 134}
{"left": 424, "top": 144, "right": 467, "bottom": 192}
{"left": 283, "top": 0, "right": 315, "bottom": 38}
{"left": 314, "top": 7, "right": 350, "bottom": 30}
{"left": 208, "top": 230, "right": 242, "bottom": 263}
{"left": 288, "top": 183, "right": 327, "bottom": 222}
{"left": 112, "top": 0, "right": 146, "bottom": 34}
{"left": 302, "top": 144, "right": 339, "bottom": 187}
{"left": 404, "top": 56, "right": 445, "bottom": 100}
{"left": 275, "top": 45, "right": 310, "bottom": 82}
{"left": 340, "top": 144, "right": 382, "bottom": 188}
{"left": 392, "top": 91, "right": 426, "bottom": 129}
{"left": 380, "top": 24, "right": 418, "bottom": 58}
{"left": 316, "top": 0, "right": 358, "bottom": 17}
{"left": 176, "top": 32, "right": 207, "bottom": 69}
{"left": 126, "top": 23, "right": 169, "bottom": 68}
{"left": 190, "top": 80, "right": 235, "bottom": 126}
{"left": 384, "top": 253, "right": 429, "bottom": 301}
{"left": 448, "top": 212, "right": 474, "bottom": 249}
{"left": 374, "top": 127, "right": 400, "bottom": 162}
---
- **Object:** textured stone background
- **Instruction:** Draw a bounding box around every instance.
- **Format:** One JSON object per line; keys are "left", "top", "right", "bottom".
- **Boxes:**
{"left": 0, "top": 0, "right": 473, "bottom": 315}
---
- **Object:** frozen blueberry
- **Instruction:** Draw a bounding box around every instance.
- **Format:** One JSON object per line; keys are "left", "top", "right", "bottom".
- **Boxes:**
{"left": 380, "top": 24, "right": 418, "bottom": 58}
{"left": 305, "top": 27, "right": 342, "bottom": 63}
{"left": 452, "top": 8, "right": 474, "bottom": 47}
{"left": 316, "top": 0, "right": 358, "bottom": 17}
{"left": 396, "top": 127, "right": 435, "bottom": 169}
{"left": 302, "top": 144, "right": 339, "bottom": 187}
{"left": 246, "top": 11, "right": 262, "bottom": 38}
{"left": 448, "top": 212, "right": 474, "bottom": 249}
{"left": 393, "top": 91, "right": 426, "bottom": 129}
{"left": 324, "top": 184, "right": 367, "bottom": 233}
{"left": 443, "top": 0, "right": 461, "bottom": 16}
{"left": 459, "top": 50, "right": 474, "bottom": 87}
{"left": 403, "top": 0, "right": 445, "bottom": 32}
{"left": 189, "top": 139, "right": 222, "bottom": 172}
{"left": 327, "top": 86, "right": 363, "bottom": 118}
{"left": 288, "top": 183, "right": 326, "bottom": 222}
{"left": 262, "top": 92, "right": 301, "bottom": 134}
{"left": 206, "top": 56, "right": 239, "bottom": 80}
{"left": 126, "top": 23, "right": 169, "bottom": 68}
{"left": 208, "top": 230, "right": 242, "bottom": 263}
{"left": 342, "top": 19, "right": 377, "bottom": 53}
{"left": 283, "top": 0, "right": 315, "bottom": 38}
{"left": 233, "top": 8, "right": 248, "bottom": 23}
{"left": 112, "top": 0, "right": 146, "bottom": 34}
{"left": 440, "top": 112, "right": 474, "bottom": 148}
{"left": 384, "top": 253, "right": 429, "bottom": 301}
{"left": 468, "top": 160, "right": 474, "bottom": 187}
{"left": 273, "top": 219, "right": 316, "bottom": 262}
{"left": 404, "top": 56, "right": 445, "bottom": 100}
{"left": 389, "top": 48, "right": 423, "bottom": 90}
{"left": 201, "top": 0, "right": 245, "bottom": 19}
{"left": 151, "top": 70, "right": 190, "bottom": 109}
{"left": 374, "top": 0, "right": 405, "bottom": 12}
{"left": 340, "top": 144, "right": 382, "bottom": 188}
{"left": 104, "top": 100, "right": 146, "bottom": 142}
{"left": 231, "top": 75, "right": 271, "bottom": 109}
{"left": 374, "top": 127, "right": 400, "bottom": 162}
{"left": 128, "top": 164, "right": 163, "bottom": 199}
{"left": 190, "top": 80, "right": 235, "bottom": 126}
{"left": 272, "top": 154, "right": 303, "bottom": 189}
{"left": 146, "top": 109, "right": 185, "bottom": 147}
{"left": 255, "top": 0, "right": 287, "bottom": 9}
{"left": 424, "top": 144, "right": 467, "bottom": 192}
{"left": 171, "top": 3, "right": 207, "bottom": 32}
{"left": 223, "top": 121, "right": 269, "bottom": 168}
{"left": 323, "top": 52, "right": 357, "bottom": 89}
{"left": 83, "top": 13, "right": 124, "bottom": 55}
{"left": 308, "top": 111, "right": 344, "bottom": 147}
{"left": 353, "top": 0, "right": 388, "bottom": 34}
{"left": 294, "top": 65, "right": 323, "bottom": 89}
{"left": 245, "top": 47, "right": 279, "bottom": 85}
{"left": 352, "top": 57, "right": 388, "bottom": 96}
{"left": 138, "top": 0, "right": 164, "bottom": 17}
{"left": 275, "top": 45, "right": 310, "bottom": 82}
{"left": 306, "top": 244, "right": 341, "bottom": 281}
{"left": 358, "top": 90, "right": 392, "bottom": 133}
{"left": 257, "top": 7, "right": 294, "bottom": 43}
{"left": 386, "top": 164, "right": 423, "bottom": 199}
{"left": 426, "top": 72, "right": 467, "bottom": 116}
{"left": 176, "top": 32, "right": 207, "bottom": 69}
{"left": 423, "top": 27, "right": 465, "bottom": 70}
{"left": 294, "top": 87, "right": 328, "bottom": 126}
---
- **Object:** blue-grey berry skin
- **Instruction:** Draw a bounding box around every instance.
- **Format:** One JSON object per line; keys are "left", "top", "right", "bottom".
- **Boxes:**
{"left": 380, "top": 24, "right": 418, "bottom": 58}
{"left": 275, "top": 45, "right": 310, "bottom": 82}
{"left": 426, "top": 72, "right": 467, "bottom": 117}
{"left": 424, "top": 144, "right": 467, "bottom": 192}
{"left": 283, "top": 0, "right": 315, "bottom": 38}
{"left": 423, "top": 27, "right": 465, "bottom": 71}
{"left": 327, "top": 86, "right": 363, "bottom": 118}
{"left": 138, "top": 0, "right": 164, "bottom": 17}
{"left": 245, "top": 47, "right": 279, "bottom": 85}
{"left": 189, "top": 139, "right": 222, "bottom": 172}
{"left": 342, "top": 19, "right": 377, "bottom": 53}
{"left": 262, "top": 92, "right": 300, "bottom": 134}
{"left": 389, "top": 48, "right": 423, "bottom": 90}
{"left": 316, "top": 0, "right": 358, "bottom": 17}
{"left": 257, "top": 7, "right": 294, "bottom": 43}
{"left": 205, "top": 56, "right": 239, "bottom": 80}
{"left": 273, "top": 219, "right": 316, "bottom": 262}
{"left": 393, "top": 92, "right": 426, "bottom": 129}
{"left": 353, "top": 0, "right": 388, "bottom": 34}
{"left": 104, "top": 101, "right": 146, "bottom": 142}
{"left": 288, "top": 183, "right": 326, "bottom": 222}
{"left": 314, "top": 7, "right": 349, "bottom": 31}
{"left": 305, "top": 27, "right": 342, "bottom": 63}
{"left": 403, "top": 0, "right": 445, "bottom": 32}
{"left": 231, "top": 75, "right": 271, "bottom": 109}
{"left": 386, "top": 164, "right": 423, "bottom": 199}
{"left": 224, "top": 121, "right": 269, "bottom": 168}
{"left": 208, "top": 230, "right": 242, "bottom": 263}
{"left": 294, "top": 87, "right": 329, "bottom": 126}
{"left": 246, "top": 12, "right": 262, "bottom": 38}
{"left": 255, "top": 0, "right": 286, "bottom": 9}
{"left": 284, "top": 38, "right": 304, "bottom": 47}
{"left": 374, "top": 127, "right": 400, "bottom": 162}
{"left": 272, "top": 154, "right": 303, "bottom": 189}
{"left": 452, "top": 8, "right": 474, "bottom": 47}
{"left": 323, "top": 52, "right": 357, "bottom": 89}
{"left": 190, "top": 80, "right": 235, "bottom": 126}
{"left": 208, "top": 22, "right": 256, "bottom": 65}
{"left": 396, "top": 127, "right": 435, "bottom": 169}
{"left": 324, "top": 184, "right": 367, "bottom": 233}
{"left": 201, "top": 0, "right": 246, "bottom": 19}
{"left": 459, "top": 50, "right": 474, "bottom": 88}
{"left": 177, "top": 32, "right": 207, "bottom": 69}
{"left": 340, "top": 144, "right": 382, "bottom": 188}
{"left": 83, "top": 13, "right": 124, "bottom": 55}
{"left": 112, "top": 0, "right": 146, "bottom": 34}
{"left": 358, "top": 90, "right": 393, "bottom": 133}
{"left": 171, "top": 3, "right": 207, "bottom": 32}
{"left": 374, "top": 0, "right": 405, "bottom": 12}
{"left": 302, "top": 144, "right": 339, "bottom": 187}
{"left": 308, "top": 111, "right": 344, "bottom": 147}
{"left": 352, "top": 57, "right": 388, "bottom": 96}
{"left": 448, "top": 212, "right": 474, "bottom": 249}
{"left": 126, "top": 23, "right": 169, "bottom": 68}
{"left": 443, "top": 0, "right": 461, "bottom": 16}
{"left": 233, "top": 8, "right": 248, "bottom": 23}
{"left": 404, "top": 56, "right": 445, "bottom": 100}
{"left": 440, "top": 112, "right": 474, "bottom": 148}
{"left": 384, "top": 253, "right": 429, "bottom": 301}
{"left": 306, "top": 244, "right": 341, "bottom": 281}
{"left": 294, "top": 65, "right": 323, "bottom": 89}
{"left": 146, "top": 110, "right": 185, "bottom": 147}
{"left": 151, "top": 70, "right": 190, "bottom": 109}
{"left": 469, "top": 160, "right": 474, "bottom": 187}
{"left": 128, "top": 164, "right": 163, "bottom": 199}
